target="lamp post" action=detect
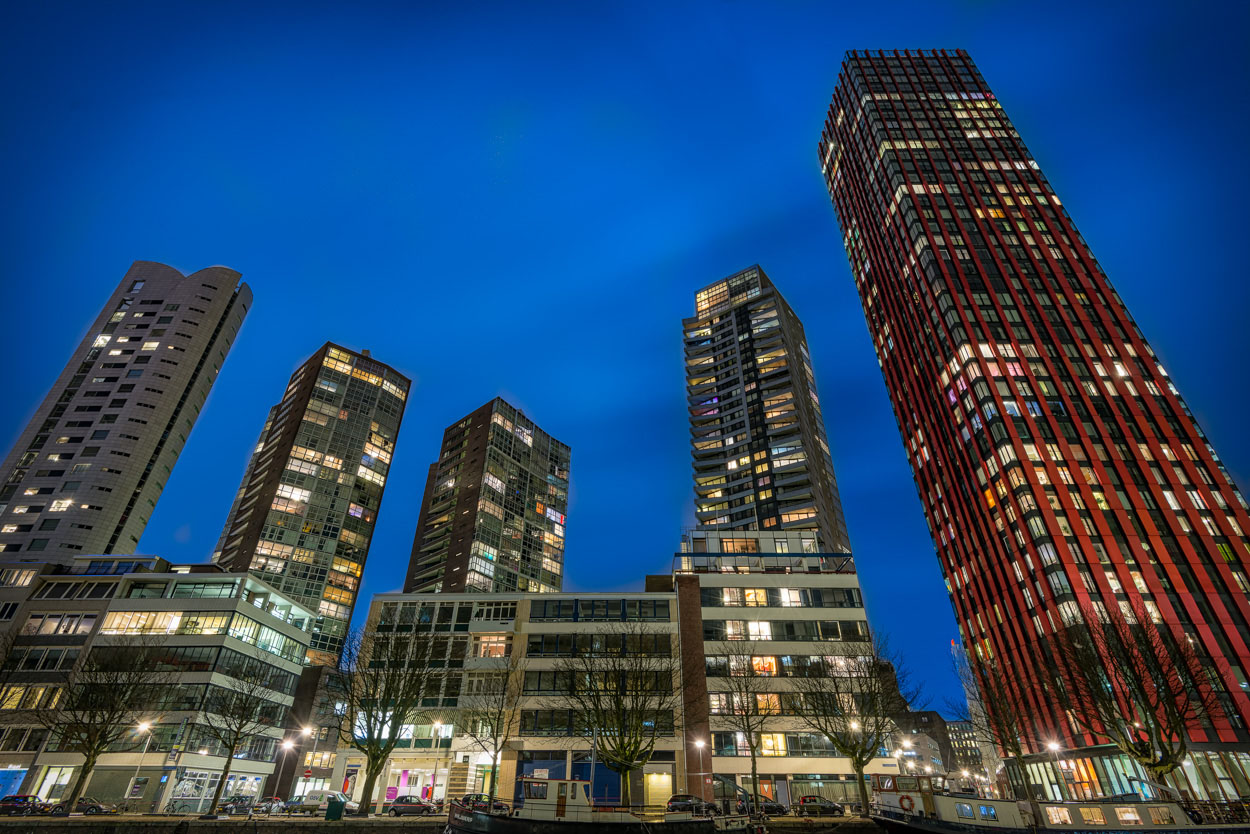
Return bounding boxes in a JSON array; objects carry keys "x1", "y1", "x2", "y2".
[
  {"x1": 279, "y1": 740, "x2": 295, "y2": 792},
  {"x1": 429, "y1": 722, "x2": 444, "y2": 810},
  {"x1": 129, "y1": 721, "x2": 152, "y2": 811},
  {"x1": 694, "y1": 740, "x2": 707, "y2": 802},
  {"x1": 298, "y1": 726, "x2": 316, "y2": 795},
  {"x1": 1047, "y1": 742, "x2": 1068, "y2": 801}
]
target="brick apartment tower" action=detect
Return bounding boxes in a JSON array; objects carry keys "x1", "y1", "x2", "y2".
[
  {"x1": 820, "y1": 50, "x2": 1250, "y2": 771},
  {"x1": 405, "y1": 398, "x2": 570, "y2": 593},
  {"x1": 213, "y1": 343, "x2": 409, "y2": 664},
  {"x1": 684, "y1": 266, "x2": 850, "y2": 551},
  {"x1": 0, "y1": 261, "x2": 250, "y2": 558}
]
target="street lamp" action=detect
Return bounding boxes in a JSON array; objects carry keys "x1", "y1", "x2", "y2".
[
  {"x1": 273, "y1": 740, "x2": 295, "y2": 808},
  {"x1": 694, "y1": 740, "x2": 707, "y2": 801},
  {"x1": 1047, "y1": 741, "x2": 1068, "y2": 801},
  {"x1": 298, "y1": 726, "x2": 317, "y2": 794},
  {"x1": 129, "y1": 721, "x2": 153, "y2": 810},
  {"x1": 430, "y1": 722, "x2": 445, "y2": 809}
]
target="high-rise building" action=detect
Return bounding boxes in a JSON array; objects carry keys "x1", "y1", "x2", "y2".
[
  {"x1": 821, "y1": 49, "x2": 1250, "y2": 789},
  {"x1": 404, "y1": 398, "x2": 569, "y2": 594},
  {"x1": 213, "y1": 342, "x2": 409, "y2": 664},
  {"x1": 0, "y1": 261, "x2": 250, "y2": 559},
  {"x1": 684, "y1": 266, "x2": 850, "y2": 551}
]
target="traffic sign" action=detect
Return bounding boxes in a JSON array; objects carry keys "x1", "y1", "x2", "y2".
[{"x1": 304, "y1": 769, "x2": 313, "y2": 777}]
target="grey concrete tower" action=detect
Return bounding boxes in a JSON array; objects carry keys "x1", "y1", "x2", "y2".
[
  {"x1": 684, "y1": 265, "x2": 850, "y2": 551},
  {"x1": 213, "y1": 342, "x2": 410, "y2": 665},
  {"x1": 0, "y1": 261, "x2": 251, "y2": 559}
]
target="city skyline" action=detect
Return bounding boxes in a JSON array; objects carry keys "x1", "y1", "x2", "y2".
[{"x1": 1, "y1": 2, "x2": 1247, "y2": 708}]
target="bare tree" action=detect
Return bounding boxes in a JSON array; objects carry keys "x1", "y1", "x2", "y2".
[
  {"x1": 791, "y1": 635, "x2": 915, "y2": 816},
  {"x1": 333, "y1": 627, "x2": 442, "y2": 816},
  {"x1": 1051, "y1": 599, "x2": 1222, "y2": 781},
  {"x1": 551, "y1": 623, "x2": 681, "y2": 807},
  {"x1": 458, "y1": 647, "x2": 526, "y2": 811},
  {"x1": 708, "y1": 641, "x2": 777, "y2": 814},
  {"x1": 196, "y1": 648, "x2": 287, "y2": 814},
  {"x1": 33, "y1": 636, "x2": 175, "y2": 809}
]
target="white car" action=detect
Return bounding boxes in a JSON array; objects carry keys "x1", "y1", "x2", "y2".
[{"x1": 288, "y1": 790, "x2": 359, "y2": 815}]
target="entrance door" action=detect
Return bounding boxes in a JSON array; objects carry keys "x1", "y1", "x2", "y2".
[{"x1": 644, "y1": 772, "x2": 672, "y2": 807}]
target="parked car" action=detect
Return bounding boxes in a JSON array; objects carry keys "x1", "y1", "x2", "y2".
[
  {"x1": 285, "y1": 790, "x2": 358, "y2": 815},
  {"x1": 386, "y1": 795, "x2": 439, "y2": 816},
  {"x1": 0, "y1": 795, "x2": 50, "y2": 816},
  {"x1": 251, "y1": 796, "x2": 287, "y2": 814},
  {"x1": 459, "y1": 793, "x2": 509, "y2": 814},
  {"x1": 666, "y1": 794, "x2": 718, "y2": 816},
  {"x1": 50, "y1": 796, "x2": 116, "y2": 815},
  {"x1": 795, "y1": 795, "x2": 844, "y2": 817},
  {"x1": 736, "y1": 797, "x2": 788, "y2": 816},
  {"x1": 218, "y1": 795, "x2": 256, "y2": 814}
]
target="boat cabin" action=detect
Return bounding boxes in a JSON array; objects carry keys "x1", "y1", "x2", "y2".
[{"x1": 869, "y1": 774, "x2": 1229, "y2": 832}]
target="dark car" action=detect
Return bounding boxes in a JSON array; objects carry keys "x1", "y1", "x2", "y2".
[
  {"x1": 386, "y1": 795, "x2": 438, "y2": 816},
  {"x1": 459, "y1": 794, "x2": 509, "y2": 814},
  {"x1": 736, "y1": 797, "x2": 788, "y2": 816},
  {"x1": 218, "y1": 795, "x2": 256, "y2": 814},
  {"x1": 50, "y1": 796, "x2": 116, "y2": 815},
  {"x1": 796, "y1": 795, "x2": 844, "y2": 817},
  {"x1": 666, "y1": 794, "x2": 718, "y2": 816},
  {"x1": 0, "y1": 795, "x2": 49, "y2": 816}
]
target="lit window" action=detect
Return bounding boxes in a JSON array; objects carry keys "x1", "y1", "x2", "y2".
[{"x1": 141, "y1": 342, "x2": 159, "y2": 351}]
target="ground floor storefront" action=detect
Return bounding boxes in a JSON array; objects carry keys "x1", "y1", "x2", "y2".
[
  {"x1": 4, "y1": 751, "x2": 276, "y2": 813},
  {"x1": 708, "y1": 754, "x2": 898, "y2": 809},
  {"x1": 335, "y1": 740, "x2": 682, "y2": 810},
  {"x1": 1017, "y1": 746, "x2": 1250, "y2": 802}
]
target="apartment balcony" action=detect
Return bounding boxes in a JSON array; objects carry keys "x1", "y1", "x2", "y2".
[{"x1": 777, "y1": 483, "x2": 813, "y2": 503}]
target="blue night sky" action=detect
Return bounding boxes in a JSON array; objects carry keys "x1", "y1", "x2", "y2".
[{"x1": 2, "y1": 1, "x2": 1247, "y2": 711}]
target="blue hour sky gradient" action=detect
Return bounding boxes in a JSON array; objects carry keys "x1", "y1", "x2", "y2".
[{"x1": 1, "y1": 0, "x2": 1247, "y2": 710}]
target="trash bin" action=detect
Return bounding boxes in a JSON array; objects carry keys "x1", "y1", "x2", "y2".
[{"x1": 325, "y1": 799, "x2": 345, "y2": 821}]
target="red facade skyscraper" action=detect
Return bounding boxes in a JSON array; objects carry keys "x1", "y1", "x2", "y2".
[{"x1": 820, "y1": 50, "x2": 1250, "y2": 792}]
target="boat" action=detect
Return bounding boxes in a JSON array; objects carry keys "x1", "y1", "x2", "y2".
[
  {"x1": 444, "y1": 776, "x2": 765, "y2": 834},
  {"x1": 870, "y1": 773, "x2": 1250, "y2": 834}
]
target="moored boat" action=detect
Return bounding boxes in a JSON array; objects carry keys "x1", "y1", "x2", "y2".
[
  {"x1": 445, "y1": 777, "x2": 765, "y2": 834},
  {"x1": 870, "y1": 773, "x2": 1250, "y2": 834}
]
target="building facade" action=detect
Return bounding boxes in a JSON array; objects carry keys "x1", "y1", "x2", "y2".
[
  {"x1": 0, "y1": 555, "x2": 311, "y2": 812},
  {"x1": 0, "y1": 261, "x2": 251, "y2": 559},
  {"x1": 820, "y1": 49, "x2": 1250, "y2": 797},
  {"x1": 213, "y1": 342, "x2": 409, "y2": 665},
  {"x1": 947, "y1": 720, "x2": 985, "y2": 773},
  {"x1": 405, "y1": 398, "x2": 569, "y2": 594},
  {"x1": 670, "y1": 529, "x2": 896, "y2": 808},
  {"x1": 337, "y1": 589, "x2": 681, "y2": 809},
  {"x1": 684, "y1": 267, "x2": 850, "y2": 551}
]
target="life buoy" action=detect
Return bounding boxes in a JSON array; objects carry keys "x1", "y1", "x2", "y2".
[{"x1": 900, "y1": 795, "x2": 915, "y2": 813}]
